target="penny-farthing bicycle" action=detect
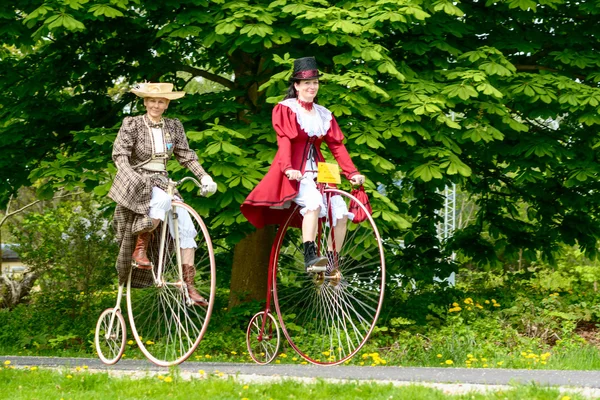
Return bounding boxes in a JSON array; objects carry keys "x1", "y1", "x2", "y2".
[
  {"x1": 95, "y1": 176, "x2": 216, "y2": 366},
  {"x1": 246, "y1": 179, "x2": 385, "y2": 366}
]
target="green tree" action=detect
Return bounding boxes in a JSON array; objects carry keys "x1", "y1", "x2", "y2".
[{"x1": 1, "y1": 0, "x2": 599, "y2": 302}]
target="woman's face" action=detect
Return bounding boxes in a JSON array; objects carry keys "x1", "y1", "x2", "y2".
[
  {"x1": 294, "y1": 79, "x2": 319, "y2": 102},
  {"x1": 144, "y1": 97, "x2": 170, "y2": 120}
]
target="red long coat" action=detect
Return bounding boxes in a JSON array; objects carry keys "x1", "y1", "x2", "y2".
[{"x1": 241, "y1": 101, "x2": 359, "y2": 229}]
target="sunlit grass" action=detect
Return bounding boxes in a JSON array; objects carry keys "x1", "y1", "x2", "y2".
[{"x1": 0, "y1": 364, "x2": 591, "y2": 400}]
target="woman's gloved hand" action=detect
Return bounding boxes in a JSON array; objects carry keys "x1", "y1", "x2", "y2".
[
  {"x1": 350, "y1": 174, "x2": 366, "y2": 185},
  {"x1": 201, "y1": 175, "x2": 218, "y2": 196},
  {"x1": 285, "y1": 169, "x2": 303, "y2": 181}
]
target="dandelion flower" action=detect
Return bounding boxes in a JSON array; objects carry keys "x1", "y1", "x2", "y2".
[
  {"x1": 164, "y1": 377, "x2": 173, "y2": 383},
  {"x1": 243, "y1": 385, "x2": 249, "y2": 390},
  {"x1": 230, "y1": 351, "x2": 237, "y2": 355},
  {"x1": 158, "y1": 375, "x2": 165, "y2": 380},
  {"x1": 66, "y1": 375, "x2": 73, "y2": 379},
  {"x1": 3, "y1": 361, "x2": 10, "y2": 365},
  {"x1": 199, "y1": 370, "x2": 205, "y2": 375},
  {"x1": 127, "y1": 340, "x2": 134, "y2": 345},
  {"x1": 437, "y1": 354, "x2": 442, "y2": 358},
  {"x1": 146, "y1": 340, "x2": 154, "y2": 345},
  {"x1": 445, "y1": 360, "x2": 453, "y2": 365},
  {"x1": 30, "y1": 366, "x2": 38, "y2": 371}
]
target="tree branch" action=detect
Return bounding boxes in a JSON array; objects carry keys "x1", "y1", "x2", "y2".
[
  {"x1": 178, "y1": 65, "x2": 235, "y2": 90},
  {"x1": 0, "y1": 191, "x2": 84, "y2": 229}
]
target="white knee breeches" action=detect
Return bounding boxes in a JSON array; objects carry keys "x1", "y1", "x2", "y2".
[{"x1": 148, "y1": 187, "x2": 198, "y2": 249}]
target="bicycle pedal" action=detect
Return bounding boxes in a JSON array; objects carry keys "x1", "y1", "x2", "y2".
[{"x1": 131, "y1": 261, "x2": 153, "y2": 270}]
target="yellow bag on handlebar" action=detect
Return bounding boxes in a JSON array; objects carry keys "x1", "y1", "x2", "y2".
[{"x1": 317, "y1": 162, "x2": 341, "y2": 184}]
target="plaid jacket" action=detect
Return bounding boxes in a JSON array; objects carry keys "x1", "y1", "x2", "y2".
[{"x1": 109, "y1": 115, "x2": 207, "y2": 286}]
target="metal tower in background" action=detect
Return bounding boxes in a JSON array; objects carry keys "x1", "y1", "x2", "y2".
[{"x1": 436, "y1": 183, "x2": 457, "y2": 286}]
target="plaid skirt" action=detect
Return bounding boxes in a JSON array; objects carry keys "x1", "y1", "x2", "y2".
[{"x1": 112, "y1": 172, "x2": 174, "y2": 288}]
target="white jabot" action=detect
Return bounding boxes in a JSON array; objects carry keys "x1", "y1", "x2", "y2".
[{"x1": 279, "y1": 98, "x2": 332, "y2": 138}]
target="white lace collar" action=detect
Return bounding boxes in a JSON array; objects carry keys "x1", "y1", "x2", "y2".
[{"x1": 279, "y1": 98, "x2": 332, "y2": 138}]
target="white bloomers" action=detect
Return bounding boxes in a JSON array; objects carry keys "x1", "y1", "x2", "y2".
[
  {"x1": 293, "y1": 177, "x2": 354, "y2": 226},
  {"x1": 148, "y1": 187, "x2": 198, "y2": 249}
]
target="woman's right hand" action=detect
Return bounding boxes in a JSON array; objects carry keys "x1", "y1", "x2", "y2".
[{"x1": 285, "y1": 169, "x2": 302, "y2": 181}]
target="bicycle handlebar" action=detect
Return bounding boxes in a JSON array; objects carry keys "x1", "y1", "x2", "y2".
[{"x1": 147, "y1": 174, "x2": 211, "y2": 197}]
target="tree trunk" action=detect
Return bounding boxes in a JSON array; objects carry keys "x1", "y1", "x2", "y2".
[
  {"x1": 228, "y1": 226, "x2": 276, "y2": 309},
  {"x1": 0, "y1": 271, "x2": 40, "y2": 309}
]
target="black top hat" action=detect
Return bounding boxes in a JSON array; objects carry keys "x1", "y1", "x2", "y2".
[{"x1": 291, "y1": 57, "x2": 321, "y2": 81}]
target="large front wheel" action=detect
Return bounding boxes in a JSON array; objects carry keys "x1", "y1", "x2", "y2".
[
  {"x1": 127, "y1": 201, "x2": 216, "y2": 366},
  {"x1": 273, "y1": 188, "x2": 385, "y2": 365}
]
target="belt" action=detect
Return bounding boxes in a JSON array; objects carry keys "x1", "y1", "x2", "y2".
[{"x1": 140, "y1": 159, "x2": 166, "y2": 172}]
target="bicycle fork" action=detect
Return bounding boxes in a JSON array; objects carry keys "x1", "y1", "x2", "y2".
[{"x1": 105, "y1": 284, "x2": 125, "y2": 340}]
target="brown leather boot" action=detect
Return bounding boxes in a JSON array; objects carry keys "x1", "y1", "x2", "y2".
[
  {"x1": 131, "y1": 232, "x2": 153, "y2": 270},
  {"x1": 182, "y1": 264, "x2": 208, "y2": 306}
]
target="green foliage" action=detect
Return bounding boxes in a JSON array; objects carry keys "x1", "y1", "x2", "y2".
[
  {"x1": 0, "y1": 0, "x2": 599, "y2": 288},
  {"x1": 9, "y1": 198, "x2": 117, "y2": 293}
]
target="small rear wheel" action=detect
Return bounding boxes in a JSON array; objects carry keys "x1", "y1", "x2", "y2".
[
  {"x1": 95, "y1": 308, "x2": 126, "y2": 365},
  {"x1": 247, "y1": 311, "x2": 280, "y2": 365}
]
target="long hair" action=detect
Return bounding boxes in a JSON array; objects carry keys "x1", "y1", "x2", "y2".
[{"x1": 283, "y1": 82, "x2": 319, "y2": 103}]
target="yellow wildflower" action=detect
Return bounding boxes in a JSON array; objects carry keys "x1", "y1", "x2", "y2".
[
  {"x1": 3, "y1": 361, "x2": 10, "y2": 365},
  {"x1": 445, "y1": 360, "x2": 453, "y2": 365},
  {"x1": 164, "y1": 376, "x2": 173, "y2": 383},
  {"x1": 243, "y1": 385, "x2": 249, "y2": 390},
  {"x1": 230, "y1": 351, "x2": 237, "y2": 355},
  {"x1": 437, "y1": 354, "x2": 442, "y2": 358}
]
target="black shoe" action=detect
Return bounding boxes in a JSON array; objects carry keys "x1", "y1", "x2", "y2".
[{"x1": 303, "y1": 241, "x2": 327, "y2": 273}]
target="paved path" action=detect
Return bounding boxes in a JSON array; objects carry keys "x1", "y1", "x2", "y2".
[{"x1": 2, "y1": 356, "x2": 600, "y2": 389}]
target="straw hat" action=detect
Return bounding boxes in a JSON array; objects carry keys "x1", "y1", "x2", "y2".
[{"x1": 130, "y1": 82, "x2": 185, "y2": 100}]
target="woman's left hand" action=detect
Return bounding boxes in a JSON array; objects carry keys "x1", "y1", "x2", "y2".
[
  {"x1": 350, "y1": 174, "x2": 366, "y2": 185},
  {"x1": 201, "y1": 175, "x2": 218, "y2": 196}
]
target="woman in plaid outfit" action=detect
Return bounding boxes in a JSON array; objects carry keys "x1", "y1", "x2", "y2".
[{"x1": 108, "y1": 83, "x2": 216, "y2": 305}]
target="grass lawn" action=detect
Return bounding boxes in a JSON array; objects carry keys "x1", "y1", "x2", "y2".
[{"x1": 0, "y1": 363, "x2": 591, "y2": 400}]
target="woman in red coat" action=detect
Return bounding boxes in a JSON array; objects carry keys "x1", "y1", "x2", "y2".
[{"x1": 241, "y1": 57, "x2": 365, "y2": 272}]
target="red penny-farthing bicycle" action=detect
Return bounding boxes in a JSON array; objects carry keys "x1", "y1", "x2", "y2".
[{"x1": 246, "y1": 182, "x2": 385, "y2": 366}]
